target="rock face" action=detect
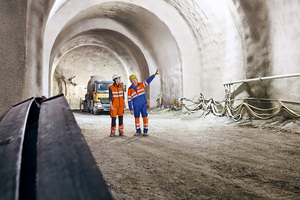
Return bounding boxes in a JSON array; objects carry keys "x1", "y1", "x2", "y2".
[
  {"x1": 1, "y1": 0, "x2": 300, "y2": 116},
  {"x1": 231, "y1": 0, "x2": 271, "y2": 99},
  {"x1": 266, "y1": 0, "x2": 300, "y2": 103},
  {"x1": 0, "y1": 0, "x2": 27, "y2": 118}
]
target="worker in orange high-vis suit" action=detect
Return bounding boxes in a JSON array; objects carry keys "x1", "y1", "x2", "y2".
[
  {"x1": 109, "y1": 74, "x2": 126, "y2": 137},
  {"x1": 127, "y1": 69, "x2": 159, "y2": 136}
]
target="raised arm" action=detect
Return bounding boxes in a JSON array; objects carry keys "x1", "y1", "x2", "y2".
[{"x1": 143, "y1": 69, "x2": 159, "y2": 87}]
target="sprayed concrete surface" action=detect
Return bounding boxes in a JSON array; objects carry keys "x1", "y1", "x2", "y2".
[
  {"x1": 74, "y1": 110, "x2": 300, "y2": 200},
  {"x1": 2, "y1": 0, "x2": 300, "y2": 118}
]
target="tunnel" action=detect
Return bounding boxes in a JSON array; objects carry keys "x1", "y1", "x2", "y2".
[
  {"x1": 1, "y1": 0, "x2": 299, "y2": 113},
  {"x1": 1, "y1": 0, "x2": 300, "y2": 199},
  {"x1": 45, "y1": 1, "x2": 184, "y2": 108},
  {"x1": 50, "y1": 29, "x2": 150, "y2": 108}
]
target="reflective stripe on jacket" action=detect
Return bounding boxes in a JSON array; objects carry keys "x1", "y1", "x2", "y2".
[
  {"x1": 127, "y1": 75, "x2": 154, "y2": 111},
  {"x1": 109, "y1": 84, "x2": 125, "y2": 107}
]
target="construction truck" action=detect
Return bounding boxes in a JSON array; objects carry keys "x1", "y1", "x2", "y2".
[
  {"x1": 83, "y1": 76, "x2": 126, "y2": 114},
  {"x1": 84, "y1": 76, "x2": 112, "y2": 114}
]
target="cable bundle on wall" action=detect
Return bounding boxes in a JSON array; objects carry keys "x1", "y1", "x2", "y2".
[
  {"x1": 172, "y1": 93, "x2": 300, "y2": 121},
  {"x1": 171, "y1": 73, "x2": 300, "y2": 121}
]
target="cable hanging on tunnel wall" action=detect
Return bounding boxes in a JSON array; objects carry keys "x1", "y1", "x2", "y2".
[
  {"x1": 172, "y1": 92, "x2": 300, "y2": 121},
  {"x1": 171, "y1": 73, "x2": 300, "y2": 121}
]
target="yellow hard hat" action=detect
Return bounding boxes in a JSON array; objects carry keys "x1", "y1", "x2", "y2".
[{"x1": 129, "y1": 74, "x2": 137, "y2": 81}]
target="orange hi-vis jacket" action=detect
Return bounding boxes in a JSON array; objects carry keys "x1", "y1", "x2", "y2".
[{"x1": 109, "y1": 83, "x2": 125, "y2": 107}]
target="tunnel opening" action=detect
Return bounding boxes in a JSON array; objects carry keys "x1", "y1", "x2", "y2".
[
  {"x1": 44, "y1": 1, "x2": 183, "y2": 107},
  {"x1": 50, "y1": 29, "x2": 150, "y2": 109},
  {"x1": 52, "y1": 45, "x2": 127, "y2": 109}
]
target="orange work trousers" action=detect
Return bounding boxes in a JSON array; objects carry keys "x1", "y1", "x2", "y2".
[{"x1": 110, "y1": 106, "x2": 124, "y2": 118}]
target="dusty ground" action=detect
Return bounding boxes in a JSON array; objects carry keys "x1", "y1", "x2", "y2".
[{"x1": 74, "y1": 109, "x2": 300, "y2": 200}]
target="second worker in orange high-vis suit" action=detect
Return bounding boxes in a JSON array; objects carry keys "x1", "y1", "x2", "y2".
[
  {"x1": 127, "y1": 69, "x2": 159, "y2": 136},
  {"x1": 109, "y1": 74, "x2": 126, "y2": 137}
]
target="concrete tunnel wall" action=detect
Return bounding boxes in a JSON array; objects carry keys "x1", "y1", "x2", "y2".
[
  {"x1": 228, "y1": 0, "x2": 300, "y2": 107},
  {"x1": 0, "y1": 0, "x2": 27, "y2": 117},
  {"x1": 0, "y1": 0, "x2": 55, "y2": 119},
  {"x1": 266, "y1": 0, "x2": 300, "y2": 101},
  {"x1": 0, "y1": 0, "x2": 300, "y2": 117}
]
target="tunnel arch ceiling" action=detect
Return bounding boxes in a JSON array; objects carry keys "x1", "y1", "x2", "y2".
[
  {"x1": 45, "y1": 1, "x2": 186, "y2": 106},
  {"x1": 51, "y1": 29, "x2": 148, "y2": 86}
]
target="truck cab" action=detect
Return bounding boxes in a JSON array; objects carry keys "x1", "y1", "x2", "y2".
[
  {"x1": 87, "y1": 80, "x2": 126, "y2": 114},
  {"x1": 91, "y1": 80, "x2": 112, "y2": 113}
]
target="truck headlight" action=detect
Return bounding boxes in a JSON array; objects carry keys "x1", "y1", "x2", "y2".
[{"x1": 97, "y1": 103, "x2": 103, "y2": 108}]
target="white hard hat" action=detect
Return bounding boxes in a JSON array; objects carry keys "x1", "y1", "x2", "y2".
[{"x1": 112, "y1": 74, "x2": 121, "y2": 80}]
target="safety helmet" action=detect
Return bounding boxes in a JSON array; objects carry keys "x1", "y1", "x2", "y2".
[
  {"x1": 129, "y1": 74, "x2": 137, "y2": 81},
  {"x1": 112, "y1": 74, "x2": 121, "y2": 81}
]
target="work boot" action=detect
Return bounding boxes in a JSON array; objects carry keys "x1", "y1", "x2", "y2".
[
  {"x1": 143, "y1": 132, "x2": 148, "y2": 136},
  {"x1": 110, "y1": 133, "x2": 116, "y2": 137},
  {"x1": 119, "y1": 133, "x2": 124, "y2": 136},
  {"x1": 134, "y1": 132, "x2": 141, "y2": 136}
]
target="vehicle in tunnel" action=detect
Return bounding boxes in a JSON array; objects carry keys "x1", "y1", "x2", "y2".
[
  {"x1": 84, "y1": 77, "x2": 126, "y2": 114},
  {"x1": 85, "y1": 80, "x2": 112, "y2": 114}
]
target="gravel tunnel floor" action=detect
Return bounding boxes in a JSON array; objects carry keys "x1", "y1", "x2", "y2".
[{"x1": 74, "y1": 110, "x2": 300, "y2": 200}]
